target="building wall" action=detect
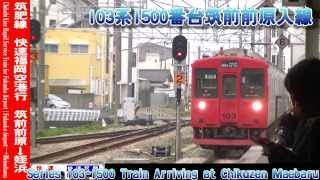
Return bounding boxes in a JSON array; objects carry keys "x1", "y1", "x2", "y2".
[
  {"x1": 138, "y1": 53, "x2": 161, "y2": 69},
  {"x1": 45, "y1": 28, "x2": 108, "y2": 107}
]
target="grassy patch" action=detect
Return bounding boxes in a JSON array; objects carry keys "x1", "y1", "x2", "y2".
[
  {"x1": 181, "y1": 110, "x2": 190, "y2": 117},
  {"x1": 37, "y1": 122, "x2": 123, "y2": 138}
]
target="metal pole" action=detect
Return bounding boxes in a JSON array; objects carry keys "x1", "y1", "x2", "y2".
[
  {"x1": 305, "y1": 19, "x2": 319, "y2": 59},
  {"x1": 305, "y1": 0, "x2": 320, "y2": 59},
  {"x1": 185, "y1": 42, "x2": 190, "y2": 110},
  {"x1": 264, "y1": 28, "x2": 271, "y2": 60},
  {"x1": 289, "y1": 34, "x2": 293, "y2": 68},
  {"x1": 175, "y1": 27, "x2": 183, "y2": 161},
  {"x1": 114, "y1": 0, "x2": 122, "y2": 122},
  {"x1": 251, "y1": 28, "x2": 255, "y2": 52},
  {"x1": 277, "y1": 29, "x2": 284, "y2": 71},
  {"x1": 37, "y1": 0, "x2": 46, "y2": 132},
  {"x1": 128, "y1": 3, "x2": 133, "y2": 97},
  {"x1": 31, "y1": 6, "x2": 37, "y2": 148},
  {"x1": 106, "y1": 29, "x2": 112, "y2": 107}
]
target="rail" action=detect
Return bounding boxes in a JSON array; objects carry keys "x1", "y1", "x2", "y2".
[
  {"x1": 31, "y1": 120, "x2": 189, "y2": 163},
  {"x1": 36, "y1": 129, "x2": 139, "y2": 144}
]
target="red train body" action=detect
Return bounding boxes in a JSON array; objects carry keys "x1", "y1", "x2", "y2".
[{"x1": 191, "y1": 53, "x2": 288, "y2": 148}]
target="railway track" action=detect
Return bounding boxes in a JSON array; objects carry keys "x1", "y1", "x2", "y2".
[
  {"x1": 31, "y1": 121, "x2": 189, "y2": 164},
  {"x1": 213, "y1": 147, "x2": 250, "y2": 163},
  {"x1": 36, "y1": 129, "x2": 140, "y2": 144},
  {"x1": 176, "y1": 146, "x2": 246, "y2": 164}
]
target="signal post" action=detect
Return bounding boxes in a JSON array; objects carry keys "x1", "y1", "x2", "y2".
[
  {"x1": 172, "y1": 34, "x2": 187, "y2": 161},
  {"x1": 30, "y1": 18, "x2": 41, "y2": 147}
]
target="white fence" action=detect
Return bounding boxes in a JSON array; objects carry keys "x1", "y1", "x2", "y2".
[{"x1": 43, "y1": 108, "x2": 100, "y2": 121}]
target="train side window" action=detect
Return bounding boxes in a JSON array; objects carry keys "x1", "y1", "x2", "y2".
[
  {"x1": 223, "y1": 75, "x2": 236, "y2": 98},
  {"x1": 195, "y1": 69, "x2": 217, "y2": 98},
  {"x1": 241, "y1": 69, "x2": 264, "y2": 98}
]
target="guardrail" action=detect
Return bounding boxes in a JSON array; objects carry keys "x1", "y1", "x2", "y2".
[{"x1": 43, "y1": 108, "x2": 100, "y2": 121}]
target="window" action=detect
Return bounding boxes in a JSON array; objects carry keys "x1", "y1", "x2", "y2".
[
  {"x1": 45, "y1": 44, "x2": 58, "y2": 53},
  {"x1": 195, "y1": 69, "x2": 217, "y2": 98},
  {"x1": 271, "y1": 28, "x2": 277, "y2": 38},
  {"x1": 272, "y1": 55, "x2": 277, "y2": 65},
  {"x1": 49, "y1": 19, "x2": 56, "y2": 28},
  {"x1": 70, "y1": 44, "x2": 88, "y2": 53},
  {"x1": 49, "y1": 0, "x2": 57, "y2": 4},
  {"x1": 241, "y1": 69, "x2": 264, "y2": 98},
  {"x1": 223, "y1": 75, "x2": 236, "y2": 98}
]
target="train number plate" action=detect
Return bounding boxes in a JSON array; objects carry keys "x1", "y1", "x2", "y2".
[{"x1": 222, "y1": 112, "x2": 236, "y2": 120}]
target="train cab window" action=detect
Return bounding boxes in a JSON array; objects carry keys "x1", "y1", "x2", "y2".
[
  {"x1": 241, "y1": 69, "x2": 264, "y2": 98},
  {"x1": 223, "y1": 75, "x2": 236, "y2": 98},
  {"x1": 196, "y1": 69, "x2": 217, "y2": 98}
]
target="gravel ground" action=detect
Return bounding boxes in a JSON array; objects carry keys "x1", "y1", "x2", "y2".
[
  {"x1": 74, "y1": 127, "x2": 194, "y2": 164},
  {"x1": 137, "y1": 106, "x2": 179, "y2": 119}
]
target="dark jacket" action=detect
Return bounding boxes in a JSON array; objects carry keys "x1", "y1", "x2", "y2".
[
  {"x1": 268, "y1": 115, "x2": 320, "y2": 163},
  {"x1": 276, "y1": 112, "x2": 299, "y2": 147},
  {"x1": 292, "y1": 116, "x2": 320, "y2": 162}
]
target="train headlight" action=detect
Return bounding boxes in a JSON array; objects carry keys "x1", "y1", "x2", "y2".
[
  {"x1": 198, "y1": 101, "x2": 207, "y2": 111},
  {"x1": 252, "y1": 101, "x2": 263, "y2": 112}
]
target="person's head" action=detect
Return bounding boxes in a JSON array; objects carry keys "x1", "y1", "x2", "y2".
[{"x1": 284, "y1": 58, "x2": 320, "y2": 118}]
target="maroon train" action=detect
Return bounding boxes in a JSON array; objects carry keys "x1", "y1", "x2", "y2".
[{"x1": 191, "y1": 49, "x2": 289, "y2": 149}]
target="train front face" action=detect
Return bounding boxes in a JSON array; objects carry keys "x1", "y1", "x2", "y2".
[{"x1": 191, "y1": 56, "x2": 269, "y2": 148}]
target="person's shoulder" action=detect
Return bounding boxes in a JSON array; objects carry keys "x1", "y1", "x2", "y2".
[
  {"x1": 314, "y1": 118, "x2": 320, "y2": 128},
  {"x1": 278, "y1": 112, "x2": 299, "y2": 127},
  {"x1": 310, "y1": 117, "x2": 320, "y2": 135}
]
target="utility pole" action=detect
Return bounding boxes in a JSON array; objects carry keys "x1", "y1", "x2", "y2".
[
  {"x1": 128, "y1": 2, "x2": 134, "y2": 97},
  {"x1": 239, "y1": 30, "x2": 243, "y2": 48},
  {"x1": 264, "y1": 28, "x2": 272, "y2": 61},
  {"x1": 106, "y1": 29, "x2": 111, "y2": 107},
  {"x1": 305, "y1": 1, "x2": 319, "y2": 59},
  {"x1": 238, "y1": 0, "x2": 242, "y2": 49},
  {"x1": 185, "y1": 42, "x2": 190, "y2": 111},
  {"x1": 251, "y1": 27, "x2": 255, "y2": 52},
  {"x1": 114, "y1": 0, "x2": 122, "y2": 121},
  {"x1": 289, "y1": 34, "x2": 293, "y2": 68},
  {"x1": 37, "y1": 0, "x2": 46, "y2": 132},
  {"x1": 277, "y1": 29, "x2": 284, "y2": 71}
]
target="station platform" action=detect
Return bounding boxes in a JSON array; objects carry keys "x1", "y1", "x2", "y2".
[
  {"x1": 177, "y1": 145, "x2": 268, "y2": 164},
  {"x1": 237, "y1": 145, "x2": 268, "y2": 163}
]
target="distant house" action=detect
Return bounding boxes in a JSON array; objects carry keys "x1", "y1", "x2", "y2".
[
  {"x1": 131, "y1": 43, "x2": 175, "y2": 106},
  {"x1": 139, "y1": 69, "x2": 173, "y2": 90},
  {"x1": 137, "y1": 42, "x2": 172, "y2": 64}
]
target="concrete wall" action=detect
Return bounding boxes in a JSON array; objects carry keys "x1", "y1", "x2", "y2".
[
  {"x1": 151, "y1": 93, "x2": 168, "y2": 106},
  {"x1": 44, "y1": 121, "x2": 95, "y2": 128},
  {"x1": 138, "y1": 80, "x2": 151, "y2": 107},
  {"x1": 57, "y1": 93, "x2": 95, "y2": 109},
  {"x1": 150, "y1": 93, "x2": 175, "y2": 106}
]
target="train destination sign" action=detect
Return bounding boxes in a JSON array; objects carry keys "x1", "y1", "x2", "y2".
[{"x1": 221, "y1": 61, "x2": 238, "y2": 68}]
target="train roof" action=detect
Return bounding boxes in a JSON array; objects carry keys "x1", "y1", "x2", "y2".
[{"x1": 192, "y1": 55, "x2": 268, "y2": 68}]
